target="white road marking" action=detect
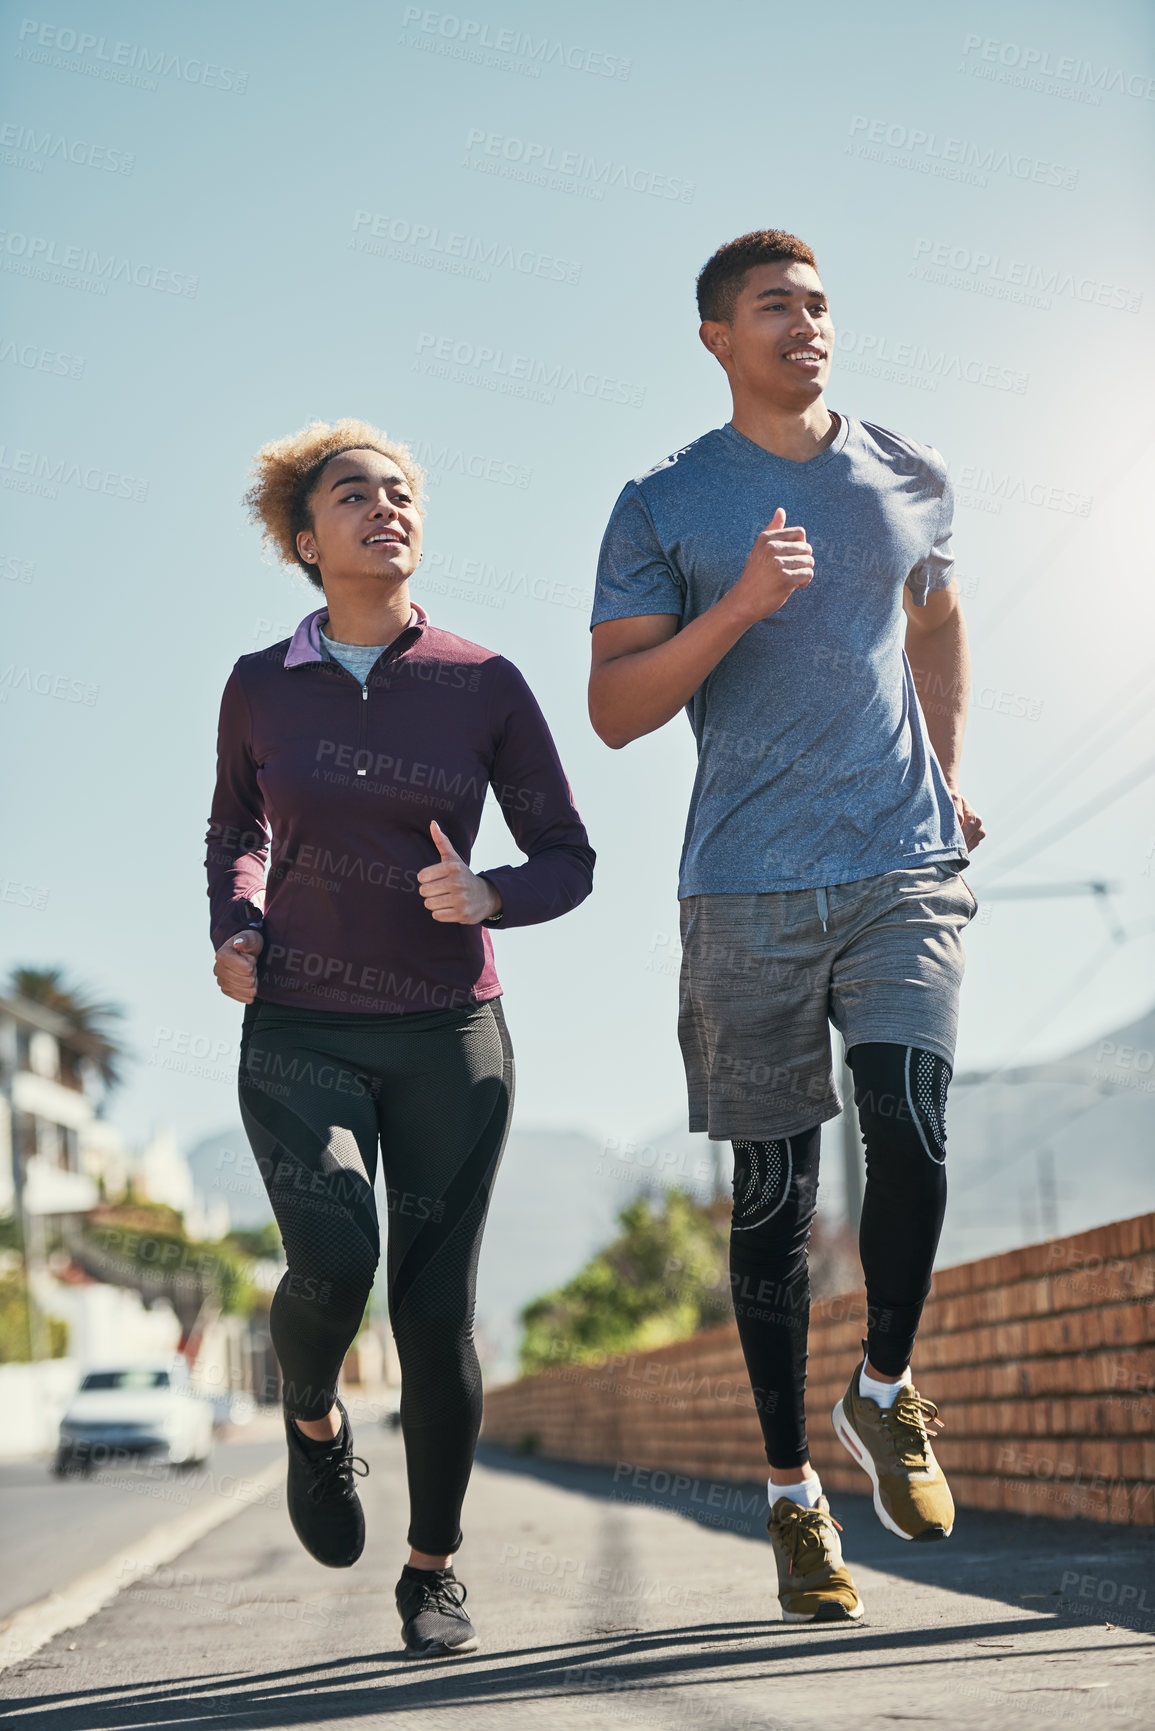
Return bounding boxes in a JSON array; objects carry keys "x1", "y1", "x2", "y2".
[{"x1": 0, "y1": 1458, "x2": 282, "y2": 1672}]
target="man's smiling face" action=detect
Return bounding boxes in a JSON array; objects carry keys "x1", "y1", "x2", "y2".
[{"x1": 700, "y1": 260, "x2": 834, "y2": 405}]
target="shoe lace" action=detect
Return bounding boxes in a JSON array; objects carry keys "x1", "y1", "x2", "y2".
[
  {"x1": 780, "y1": 1506, "x2": 842, "y2": 1576},
  {"x1": 305, "y1": 1441, "x2": 369, "y2": 1504},
  {"x1": 413, "y1": 1574, "x2": 469, "y2": 1617},
  {"x1": 880, "y1": 1389, "x2": 941, "y2": 1469}
]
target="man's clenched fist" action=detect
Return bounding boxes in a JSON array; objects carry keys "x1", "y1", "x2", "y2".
[{"x1": 731, "y1": 507, "x2": 814, "y2": 624}]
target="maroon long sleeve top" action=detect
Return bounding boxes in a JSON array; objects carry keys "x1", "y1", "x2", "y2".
[{"x1": 205, "y1": 605, "x2": 595, "y2": 1015}]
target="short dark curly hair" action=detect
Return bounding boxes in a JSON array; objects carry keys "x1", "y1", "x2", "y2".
[
  {"x1": 696, "y1": 230, "x2": 819, "y2": 324},
  {"x1": 244, "y1": 418, "x2": 426, "y2": 592}
]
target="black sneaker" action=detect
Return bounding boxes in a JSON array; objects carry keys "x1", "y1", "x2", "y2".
[
  {"x1": 284, "y1": 1396, "x2": 368, "y2": 1568},
  {"x1": 396, "y1": 1566, "x2": 479, "y2": 1658}
]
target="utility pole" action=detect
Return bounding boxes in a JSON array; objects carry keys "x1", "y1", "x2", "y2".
[
  {"x1": 838, "y1": 1033, "x2": 863, "y2": 1232},
  {"x1": 965, "y1": 877, "x2": 1123, "y2": 1213},
  {"x1": 708, "y1": 1138, "x2": 727, "y2": 1202},
  {"x1": 1037, "y1": 1149, "x2": 1059, "y2": 1239},
  {"x1": 15, "y1": 1150, "x2": 49, "y2": 1362}
]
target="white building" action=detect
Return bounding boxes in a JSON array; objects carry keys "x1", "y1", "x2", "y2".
[
  {"x1": 0, "y1": 994, "x2": 246, "y2": 1386},
  {"x1": 0, "y1": 991, "x2": 129, "y2": 1220}
]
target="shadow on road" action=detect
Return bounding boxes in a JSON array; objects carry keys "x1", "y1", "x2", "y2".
[
  {"x1": 7, "y1": 1440, "x2": 1152, "y2": 1726},
  {"x1": 475, "y1": 1442, "x2": 1155, "y2": 1623},
  {"x1": 8, "y1": 1614, "x2": 1130, "y2": 1727}
]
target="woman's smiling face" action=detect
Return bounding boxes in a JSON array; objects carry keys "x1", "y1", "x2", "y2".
[{"x1": 296, "y1": 447, "x2": 423, "y2": 584}]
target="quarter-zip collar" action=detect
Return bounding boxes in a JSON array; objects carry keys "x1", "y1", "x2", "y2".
[{"x1": 283, "y1": 603, "x2": 429, "y2": 669}]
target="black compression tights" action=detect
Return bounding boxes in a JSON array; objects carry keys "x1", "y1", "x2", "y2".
[
  {"x1": 728, "y1": 1042, "x2": 950, "y2": 1469},
  {"x1": 238, "y1": 997, "x2": 514, "y2": 1556}
]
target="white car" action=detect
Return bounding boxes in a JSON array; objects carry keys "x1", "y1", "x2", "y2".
[{"x1": 55, "y1": 1357, "x2": 215, "y2": 1474}]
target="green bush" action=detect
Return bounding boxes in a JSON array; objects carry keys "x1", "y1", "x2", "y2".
[
  {"x1": 0, "y1": 1272, "x2": 68, "y2": 1363},
  {"x1": 225, "y1": 1222, "x2": 284, "y2": 1261},
  {"x1": 518, "y1": 1189, "x2": 733, "y2": 1376},
  {"x1": 80, "y1": 1208, "x2": 257, "y2": 1318}
]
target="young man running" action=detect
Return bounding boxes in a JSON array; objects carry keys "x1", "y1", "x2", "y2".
[{"x1": 589, "y1": 230, "x2": 985, "y2": 1623}]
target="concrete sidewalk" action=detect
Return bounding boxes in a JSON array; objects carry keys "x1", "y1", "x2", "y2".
[{"x1": 1, "y1": 1425, "x2": 1152, "y2": 1729}]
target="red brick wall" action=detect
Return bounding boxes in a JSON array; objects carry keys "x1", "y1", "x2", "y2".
[{"x1": 483, "y1": 1213, "x2": 1155, "y2": 1525}]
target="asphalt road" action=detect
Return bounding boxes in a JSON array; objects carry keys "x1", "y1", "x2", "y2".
[
  {"x1": 1, "y1": 1425, "x2": 1153, "y2": 1729},
  {"x1": 0, "y1": 1425, "x2": 285, "y2": 1622}
]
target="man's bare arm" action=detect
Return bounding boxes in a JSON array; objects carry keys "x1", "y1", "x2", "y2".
[
  {"x1": 589, "y1": 508, "x2": 813, "y2": 748},
  {"x1": 590, "y1": 605, "x2": 746, "y2": 748},
  {"x1": 903, "y1": 580, "x2": 985, "y2": 849}
]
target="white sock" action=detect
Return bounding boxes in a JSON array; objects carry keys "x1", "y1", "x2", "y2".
[
  {"x1": 769, "y1": 1474, "x2": 823, "y2": 1510},
  {"x1": 859, "y1": 1363, "x2": 913, "y2": 1409}
]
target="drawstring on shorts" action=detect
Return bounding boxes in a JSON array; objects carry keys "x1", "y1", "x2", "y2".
[{"x1": 816, "y1": 887, "x2": 829, "y2": 931}]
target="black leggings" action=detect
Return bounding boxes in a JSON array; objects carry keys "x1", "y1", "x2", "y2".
[
  {"x1": 238, "y1": 996, "x2": 514, "y2": 1555},
  {"x1": 728, "y1": 1042, "x2": 949, "y2": 1469}
]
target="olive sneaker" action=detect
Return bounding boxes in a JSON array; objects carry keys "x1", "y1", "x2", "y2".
[
  {"x1": 396, "y1": 1566, "x2": 479, "y2": 1658},
  {"x1": 767, "y1": 1496, "x2": 863, "y2": 1622},
  {"x1": 284, "y1": 1396, "x2": 369, "y2": 1567},
  {"x1": 832, "y1": 1352, "x2": 954, "y2": 1542}
]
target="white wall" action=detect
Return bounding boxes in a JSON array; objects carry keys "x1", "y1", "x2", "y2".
[
  {"x1": 34, "y1": 1276, "x2": 181, "y2": 1372},
  {"x1": 0, "y1": 1359, "x2": 80, "y2": 1458}
]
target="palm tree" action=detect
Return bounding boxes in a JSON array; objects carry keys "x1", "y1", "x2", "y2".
[{"x1": 6, "y1": 966, "x2": 128, "y2": 1093}]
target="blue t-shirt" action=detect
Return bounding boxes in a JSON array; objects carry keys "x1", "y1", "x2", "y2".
[{"x1": 591, "y1": 414, "x2": 966, "y2": 895}]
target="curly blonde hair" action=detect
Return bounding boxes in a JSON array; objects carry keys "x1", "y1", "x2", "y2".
[{"x1": 243, "y1": 418, "x2": 427, "y2": 589}]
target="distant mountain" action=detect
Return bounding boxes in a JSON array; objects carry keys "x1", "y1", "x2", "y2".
[
  {"x1": 940, "y1": 1076, "x2": 1154, "y2": 1265},
  {"x1": 184, "y1": 1127, "x2": 275, "y2": 1231},
  {"x1": 957, "y1": 1002, "x2": 1155, "y2": 1093},
  {"x1": 627, "y1": 1003, "x2": 1155, "y2": 1276},
  {"x1": 182, "y1": 1119, "x2": 665, "y2": 1376},
  {"x1": 476, "y1": 1126, "x2": 657, "y2": 1380},
  {"x1": 928, "y1": 1000, "x2": 1155, "y2": 1264},
  {"x1": 182, "y1": 1001, "x2": 1155, "y2": 1372}
]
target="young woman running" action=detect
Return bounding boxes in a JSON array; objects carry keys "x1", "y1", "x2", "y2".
[{"x1": 206, "y1": 418, "x2": 594, "y2": 1658}]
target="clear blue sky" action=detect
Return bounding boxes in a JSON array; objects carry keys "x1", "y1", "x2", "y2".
[{"x1": 3, "y1": 0, "x2": 1153, "y2": 1157}]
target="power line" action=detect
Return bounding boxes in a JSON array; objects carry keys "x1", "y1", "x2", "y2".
[
  {"x1": 977, "y1": 934, "x2": 1127, "y2": 1089},
  {"x1": 974, "y1": 754, "x2": 1155, "y2": 886},
  {"x1": 950, "y1": 950, "x2": 1140, "y2": 1195},
  {"x1": 961, "y1": 913, "x2": 1155, "y2": 1090},
  {"x1": 979, "y1": 881, "x2": 1120, "y2": 900},
  {"x1": 991, "y1": 674, "x2": 1155, "y2": 836},
  {"x1": 950, "y1": 911, "x2": 1155, "y2": 1198},
  {"x1": 968, "y1": 436, "x2": 1155, "y2": 649},
  {"x1": 950, "y1": 1090, "x2": 1106, "y2": 1198}
]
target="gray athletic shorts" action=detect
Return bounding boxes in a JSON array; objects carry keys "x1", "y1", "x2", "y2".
[{"x1": 678, "y1": 862, "x2": 978, "y2": 1141}]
